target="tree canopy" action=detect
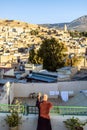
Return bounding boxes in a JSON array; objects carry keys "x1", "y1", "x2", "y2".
[
  {"x1": 37, "y1": 38, "x2": 67, "y2": 71},
  {"x1": 28, "y1": 48, "x2": 36, "y2": 64}
]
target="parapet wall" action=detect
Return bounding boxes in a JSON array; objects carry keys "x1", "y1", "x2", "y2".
[{"x1": 0, "y1": 114, "x2": 87, "y2": 130}]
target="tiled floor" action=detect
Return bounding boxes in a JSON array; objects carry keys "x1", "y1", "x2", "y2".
[{"x1": 13, "y1": 92, "x2": 87, "y2": 107}]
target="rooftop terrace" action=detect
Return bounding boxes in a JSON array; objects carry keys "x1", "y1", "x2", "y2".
[{"x1": 0, "y1": 80, "x2": 87, "y2": 130}]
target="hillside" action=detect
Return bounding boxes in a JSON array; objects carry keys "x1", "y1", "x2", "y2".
[
  {"x1": 68, "y1": 15, "x2": 87, "y2": 31},
  {"x1": 40, "y1": 15, "x2": 87, "y2": 32},
  {"x1": 0, "y1": 18, "x2": 87, "y2": 69},
  {"x1": 0, "y1": 19, "x2": 39, "y2": 29},
  {"x1": 0, "y1": 15, "x2": 87, "y2": 32}
]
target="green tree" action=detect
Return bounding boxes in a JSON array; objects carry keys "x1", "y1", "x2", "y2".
[
  {"x1": 69, "y1": 30, "x2": 80, "y2": 38},
  {"x1": 29, "y1": 48, "x2": 36, "y2": 64},
  {"x1": 37, "y1": 38, "x2": 67, "y2": 71},
  {"x1": 30, "y1": 29, "x2": 39, "y2": 35},
  {"x1": 80, "y1": 31, "x2": 87, "y2": 37}
]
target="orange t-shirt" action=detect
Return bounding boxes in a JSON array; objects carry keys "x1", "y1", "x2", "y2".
[{"x1": 40, "y1": 101, "x2": 52, "y2": 119}]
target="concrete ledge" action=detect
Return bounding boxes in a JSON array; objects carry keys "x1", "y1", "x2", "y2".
[{"x1": 0, "y1": 114, "x2": 87, "y2": 130}]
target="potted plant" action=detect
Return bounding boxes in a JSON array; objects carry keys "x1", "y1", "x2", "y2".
[
  {"x1": 5, "y1": 109, "x2": 22, "y2": 130},
  {"x1": 63, "y1": 117, "x2": 87, "y2": 130},
  {"x1": 5, "y1": 98, "x2": 22, "y2": 130}
]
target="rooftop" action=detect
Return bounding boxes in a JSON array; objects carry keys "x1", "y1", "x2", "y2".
[{"x1": 13, "y1": 91, "x2": 87, "y2": 107}]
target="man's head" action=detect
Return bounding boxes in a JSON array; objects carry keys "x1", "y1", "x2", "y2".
[{"x1": 43, "y1": 94, "x2": 48, "y2": 101}]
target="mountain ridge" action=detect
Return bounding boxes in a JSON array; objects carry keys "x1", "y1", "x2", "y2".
[
  {"x1": 39, "y1": 15, "x2": 87, "y2": 32},
  {"x1": 0, "y1": 15, "x2": 87, "y2": 32}
]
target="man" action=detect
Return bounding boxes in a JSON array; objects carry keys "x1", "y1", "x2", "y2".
[{"x1": 36, "y1": 94, "x2": 53, "y2": 130}]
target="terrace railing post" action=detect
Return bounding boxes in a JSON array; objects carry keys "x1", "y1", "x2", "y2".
[{"x1": 24, "y1": 103, "x2": 28, "y2": 116}]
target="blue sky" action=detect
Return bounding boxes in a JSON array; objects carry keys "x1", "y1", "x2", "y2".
[{"x1": 0, "y1": 0, "x2": 87, "y2": 24}]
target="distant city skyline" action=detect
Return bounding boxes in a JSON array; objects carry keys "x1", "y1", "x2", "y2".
[{"x1": 0, "y1": 0, "x2": 87, "y2": 24}]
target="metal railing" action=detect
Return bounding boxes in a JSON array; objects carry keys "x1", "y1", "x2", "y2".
[
  {"x1": 0, "y1": 104, "x2": 87, "y2": 116},
  {"x1": 0, "y1": 104, "x2": 24, "y2": 113},
  {"x1": 26, "y1": 105, "x2": 87, "y2": 116},
  {"x1": 51, "y1": 106, "x2": 87, "y2": 116}
]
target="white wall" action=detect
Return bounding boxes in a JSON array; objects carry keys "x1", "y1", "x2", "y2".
[
  {"x1": 0, "y1": 93, "x2": 8, "y2": 104},
  {"x1": 10, "y1": 82, "x2": 14, "y2": 104},
  {"x1": 0, "y1": 82, "x2": 14, "y2": 104},
  {"x1": 0, "y1": 80, "x2": 85, "y2": 105},
  {"x1": 14, "y1": 81, "x2": 87, "y2": 98},
  {"x1": 4, "y1": 69, "x2": 14, "y2": 76}
]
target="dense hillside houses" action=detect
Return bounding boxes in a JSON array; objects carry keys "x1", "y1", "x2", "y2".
[{"x1": 0, "y1": 19, "x2": 87, "y2": 68}]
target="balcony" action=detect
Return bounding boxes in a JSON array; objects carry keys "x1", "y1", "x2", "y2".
[
  {"x1": 0, "y1": 104, "x2": 87, "y2": 130},
  {"x1": 0, "y1": 80, "x2": 87, "y2": 129}
]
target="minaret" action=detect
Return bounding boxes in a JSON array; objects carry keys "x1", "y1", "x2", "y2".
[{"x1": 64, "y1": 24, "x2": 67, "y2": 32}]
